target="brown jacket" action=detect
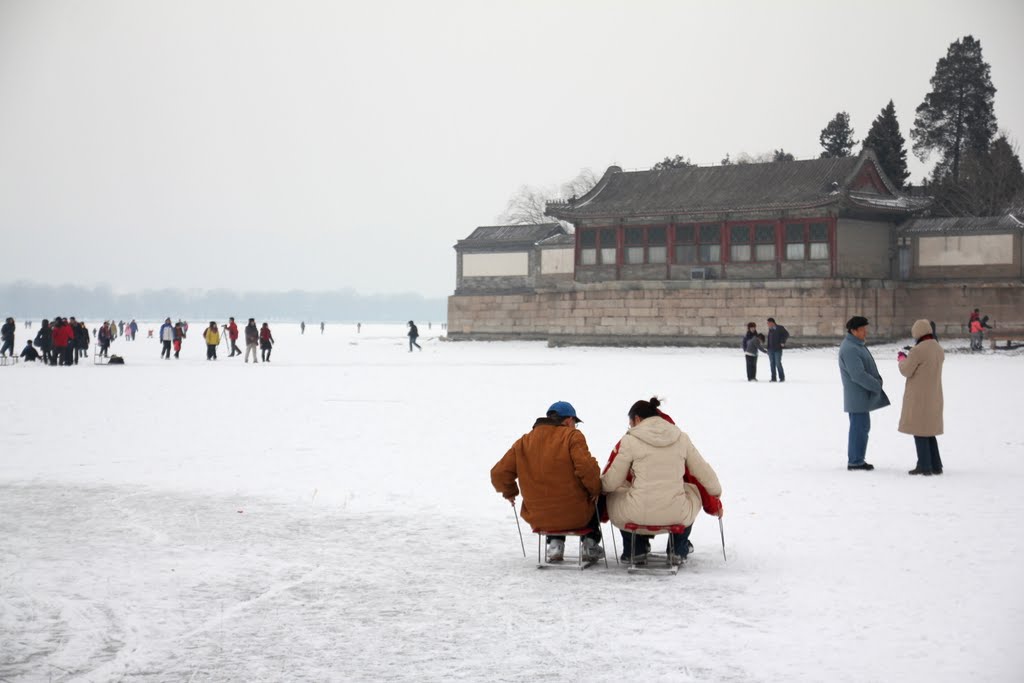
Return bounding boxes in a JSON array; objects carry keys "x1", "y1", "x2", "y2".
[
  {"x1": 491, "y1": 418, "x2": 601, "y2": 532},
  {"x1": 898, "y1": 327, "x2": 944, "y2": 437}
]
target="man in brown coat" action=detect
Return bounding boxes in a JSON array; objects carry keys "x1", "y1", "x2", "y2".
[
  {"x1": 491, "y1": 401, "x2": 604, "y2": 562},
  {"x1": 897, "y1": 319, "x2": 945, "y2": 475}
]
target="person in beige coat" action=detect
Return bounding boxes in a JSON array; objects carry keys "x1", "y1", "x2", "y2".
[
  {"x1": 897, "y1": 319, "x2": 945, "y2": 476},
  {"x1": 602, "y1": 397, "x2": 722, "y2": 563}
]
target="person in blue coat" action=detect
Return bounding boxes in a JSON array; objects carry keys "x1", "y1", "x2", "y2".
[{"x1": 838, "y1": 316, "x2": 890, "y2": 471}]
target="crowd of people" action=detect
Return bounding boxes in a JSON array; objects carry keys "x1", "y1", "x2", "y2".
[{"x1": 1, "y1": 317, "x2": 143, "y2": 365}]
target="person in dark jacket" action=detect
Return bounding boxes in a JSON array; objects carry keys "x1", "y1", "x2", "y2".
[
  {"x1": 408, "y1": 320, "x2": 422, "y2": 352},
  {"x1": 98, "y1": 322, "x2": 112, "y2": 358},
  {"x1": 72, "y1": 319, "x2": 89, "y2": 363},
  {"x1": 244, "y1": 318, "x2": 259, "y2": 363},
  {"x1": 765, "y1": 317, "x2": 790, "y2": 382},
  {"x1": 838, "y1": 316, "x2": 891, "y2": 471},
  {"x1": 0, "y1": 317, "x2": 15, "y2": 357},
  {"x1": 19, "y1": 340, "x2": 41, "y2": 362},
  {"x1": 741, "y1": 322, "x2": 757, "y2": 378},
  {"x1": 34, "y1": 319, "x2": 53, "y2": 364}
]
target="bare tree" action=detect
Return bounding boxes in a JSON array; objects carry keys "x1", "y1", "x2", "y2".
[{"x1": 498, "y1": 169, "x2": 598, "y2": 225}]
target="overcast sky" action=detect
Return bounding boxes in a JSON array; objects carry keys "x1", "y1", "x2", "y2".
[{"x1": 1, "y1": 0, "x2": 1021, "y2": 298}]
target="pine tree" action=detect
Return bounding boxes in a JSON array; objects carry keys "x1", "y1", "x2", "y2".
[
  {"x1": 773, "y1": 149, "x2": 795, "y2": 162},
  {"x1": 863, "y1": 100, "x2": 910, "y2": 188},
  {"x1": 819, "y1": 112, "x2": 857, "y2": 158},
  {"x1": 911, "y1": 35, "x2": 997, "y2": 182},
  {"x1": 929, "y1": 136, "x2": 1024, "y2": 216}
]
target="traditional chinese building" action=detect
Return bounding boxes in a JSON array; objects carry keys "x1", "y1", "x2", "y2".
[{"x1": 448, "y1": 150, "x2": 1024, "y2": 344}]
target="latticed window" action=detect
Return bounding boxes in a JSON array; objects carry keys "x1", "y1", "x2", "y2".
[
  {"x1": 809, "y1": 222, "x2": 829, "y2": 260},
  {"x1": 675, "y1": 224, "x2": 696, "y2": 263},
  {"x1": 580, "y1": 229, "x2": 598, "y2": 265},
  {"x1": 755, "y1": 223, "x2": 776, "y2": 261},
  {"x1": 785, "y1": 223, "x2": 805, "y2": 260},
  {"x1": 699, "y1": 224, "x2": 721, "y2": 263},
  {"x1": 730, "y1": 225, "x2": 751, "y2": 262},
  {"x1": 784, "y1": 221, "x2": 830, "y2": 260},
  {"x1": 648, "y1": 226, "x2": 667, "y2": 264},
  {"x1": 600, "y1": 228, "x2": 617, "y2": 265}
]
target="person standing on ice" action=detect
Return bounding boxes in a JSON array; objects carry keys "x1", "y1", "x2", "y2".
[
  {"x1": 244, "y1": 318, "x2": 259, "y2": 363},
  {"x1": 173, "y1": 321, "x2": 185, "y2": 359},
  {"x1": 320, "y1": 321, "x2": 325, "y2": 334},
  {"x1": 203, "y1": 321, "x2": 220, "y2": 360},
  {"x1": 259, "y1": 322, "x2": 274, "y2": 362},
  {"x1": 159, "y1": 318, "x2": 174, "y2": 359},
  {"x1": 490, "y1": 401, "x2": 605, "y2": 563},
  {"x1": 897, "y1": 319, "x2": 945, "y2": 476},
  {"x1": 226, "y1": 317, "x2": 241, "y2": 357},
  {"x1": 0, "y1": 317, "x2": 16, "y2": 357},
  {"x1": 407, "y1": 320, "x2": 422, "y2": 352},
  {"x1": 765, "y1": 317, "x2": 789, "y2": 382},
  {"x1": 838, "y1": 316, "x2": 890, "y2": 471},
  {"x1": 602, "y1": 397, "x2": 723, "y2": 565},
  {"x1": 300, "y1": 321, "x2": 305, "y2": 335}
]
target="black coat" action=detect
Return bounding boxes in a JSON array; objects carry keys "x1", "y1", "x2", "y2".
[{"x1": 766, "y1": 325, "x2": 789, "y2": 351}]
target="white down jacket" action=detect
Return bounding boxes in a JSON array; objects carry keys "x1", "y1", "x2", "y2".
[{"x1": 602, "y1": 416, "x2": 721, "y2": 529}]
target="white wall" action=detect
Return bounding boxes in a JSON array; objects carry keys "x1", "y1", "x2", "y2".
[
  {"x1": 462, "y1": 252, "x2": 529, "y2": 277},
  {"x1": 540, "y1": 248, "x2": 574, "y2": 274},
  {"x1": 918, "y1": 235, "x2": 1014, "y2": 266}
]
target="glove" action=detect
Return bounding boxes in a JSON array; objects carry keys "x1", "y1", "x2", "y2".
[{"x1": 897, "y1": 351, "x2": 907, "y2": 361}]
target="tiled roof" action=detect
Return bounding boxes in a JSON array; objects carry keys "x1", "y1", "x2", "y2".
[
  {"x1": 546, "y1": 151, "x2": 921, "y2": 219},
  {"x1": 899, "y1": 214, "x2": 1024, "y2": 235},
  {"x1": 458, "y1": 223, "x2": 566, "y2": 247},
  {"x1": 536, "y1": 233, "x2": 575, "y2": 247}
]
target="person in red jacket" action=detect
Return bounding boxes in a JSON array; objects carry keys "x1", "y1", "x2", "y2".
[
  {"x1": 227, "y1": 317, "x2": 241, "y2": 357},
  {"x1": 259, "y1": 322, "x2": 275, "y2": 362},
  {"x1": 51, "y1": 318, "x2": 75, "y2": 366}
]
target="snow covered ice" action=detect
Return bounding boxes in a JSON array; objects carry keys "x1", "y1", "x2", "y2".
[{"x1": 1, "y1": 323, "x2": 1021, "y2": 682}]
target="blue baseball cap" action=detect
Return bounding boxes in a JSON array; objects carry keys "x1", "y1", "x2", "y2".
[{"x1": 547, "y1": 401, "x2": 582, "y2": 423}]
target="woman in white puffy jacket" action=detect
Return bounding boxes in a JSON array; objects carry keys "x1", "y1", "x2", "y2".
[{"x1": 602, "y1": 397, "x2": 722, "y2": 563}]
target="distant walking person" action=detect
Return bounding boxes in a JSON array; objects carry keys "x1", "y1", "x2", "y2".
[
  {"x1": 244, "y1": 318, "x2": 259, "y2": 363},
  {"x1": 227, "y1": 317, "x2": 241, "y2": 357},
  {"x1": 301, "y1": 321, "x2": 306, "y2": 335},
  {"x1": 0, "y1": 317, "x2": 14, "y2": 357},
  {"x1": 765, "y1": 317, "x2": 790, "y2": 382},
  {"x1": 173, "y1": 321, "x2": 185, "y2": 359},
  {"x1": 897, "y1": 319, "x2": 945, "y2": 476},
  {"x1": 129, "y1": 319, "x2": 138, "y2": 340},
  {"x1": 159, "y1": 318, "x2": 174, "y2": 359},
  {"x1": 203, "y1": 321, "x2": 220, "y2": 360},
  {"x1": 408, "y1": 320, "x2": 422, "y2": 352},
  {"x1": 320, "y1": 321, "x2": 325, "y2": 334},
  {"x1": 838, "y1": 316, "x2": 890, "y2": 471},
  {"x1": 259, "y1": 323, "x2": 275, "y2": 362}
]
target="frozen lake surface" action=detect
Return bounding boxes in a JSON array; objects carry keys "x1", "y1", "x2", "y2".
[{"x1": 1, "y1": 322, "x2": 1022, "y2": 682}]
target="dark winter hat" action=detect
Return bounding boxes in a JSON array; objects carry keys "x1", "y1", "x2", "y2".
[
  {"x1": 767, "y1": 317, "x2": 776, "y2": 323},
  {"x1": 846, "y1": 315, "x2": 870, "y2": 332},
  {"x1": 547, "y1": 401, "x2": 582, "y2": 423}
]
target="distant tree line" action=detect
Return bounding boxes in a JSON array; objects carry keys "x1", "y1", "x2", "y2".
[{"x1": 0, "y1": 282, "x2": 447, "y2": 322}]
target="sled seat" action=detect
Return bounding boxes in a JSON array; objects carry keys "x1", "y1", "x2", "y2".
[
  {"x1": 531, "y1": 526, "x2": 607, "y2": 570},
  {"x1": 620, "y1": 522, "x2": 688, "y2": 574}
]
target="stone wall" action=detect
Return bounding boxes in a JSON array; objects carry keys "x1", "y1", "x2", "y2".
[{"x1": 447, "y1": 278, "x2": 1024, "y2": 345}]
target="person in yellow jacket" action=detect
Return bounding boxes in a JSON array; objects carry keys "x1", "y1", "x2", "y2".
[{"x1": 203, "y1": 321, "x2": 221, "y2": 361}]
